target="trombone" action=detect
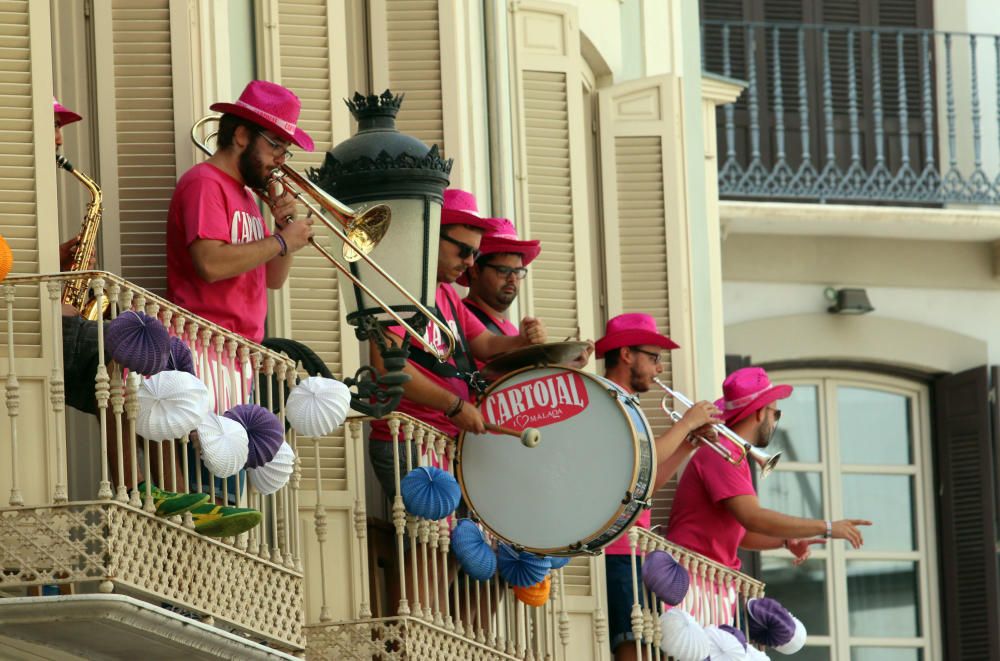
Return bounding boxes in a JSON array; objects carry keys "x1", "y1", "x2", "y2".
[
  {"x1": 653, "y1": 377, "x2": 781, "y2": 479},
  {"x1": 190, "y1": 115, "x2": 455, "y2": 361}
]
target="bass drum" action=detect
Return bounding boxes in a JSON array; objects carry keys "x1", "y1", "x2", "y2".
[{"x1": 456, "y1": 366, "x2": 655, "y2": 556}]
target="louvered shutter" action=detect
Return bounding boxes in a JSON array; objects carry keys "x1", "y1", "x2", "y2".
[
  {"x1": 274, "y1": 0, "x2": 350, "y2": 495},
  {"x1": 101, "y1": 0, "x2": 178, "y2": 295},
  {"x1": 933, "y1": 367, "x2": 1000, "y2": 661},
  {"x1": 0, "y1": 0, "x2": 48, "y2": 357},
  {"x1": 369, "y1": 0, "x2": 445, "y2": 152},
  {"x1": 508, "y1": 6, "x2": 603, "y2": 658}
]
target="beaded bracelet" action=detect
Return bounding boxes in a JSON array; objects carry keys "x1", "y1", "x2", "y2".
[{"x1": 274, "y1": 233, "x2": 288, "y2": 257}]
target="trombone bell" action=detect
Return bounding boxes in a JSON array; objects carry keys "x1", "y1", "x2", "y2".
[{"x1": 343, "y1": 205, "x2": 391, "y2": 262}]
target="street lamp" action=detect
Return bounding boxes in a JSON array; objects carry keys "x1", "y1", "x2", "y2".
[{"x1": 310, "y1": 90, "x2": 452, "y2": 417}]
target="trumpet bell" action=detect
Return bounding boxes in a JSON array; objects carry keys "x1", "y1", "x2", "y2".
[
  {"x1": 751, "y1": 448, "x2": 782, "y2": 479},
  {"x1": 343, "y1": 204, "x2": 391, "y2": 262}
]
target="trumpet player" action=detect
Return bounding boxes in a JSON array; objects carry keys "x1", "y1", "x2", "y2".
[
  {"x1": 166, "y1": 80, "x2": 315, "y2": 344},
  {"x1": 596, "y1": 312, "x2": 722, "y2": 661},
  {"x1": 665, "y1": 366, "x2": 872, "y2": 571}
]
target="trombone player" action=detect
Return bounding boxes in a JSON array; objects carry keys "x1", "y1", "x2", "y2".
[{"x1": 665, "y1": 366, "x2": 872, "y2": 571}]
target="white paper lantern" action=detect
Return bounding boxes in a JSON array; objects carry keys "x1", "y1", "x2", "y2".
[
  {"x1": 197, "y1": 414, "x2": 249, "y2": 478},
  {"x1": 136, "y1": 370, "x2": 211, "y2": 441},
  {"x1": 773, "y1": 616, "x2": 806, "y2": 655},
  {"x1": 705, "y1": 625, "x2": 748, "y2": 661},
  {"x1": 248, "y1": 441, "x2": 295, "y2": 495},
  {"x1": 659, "y1": 609, "x2": 712, "y2": 661},
  {"x1": 285, "y1": 376, "x2": 351, "y2": 437},
  {"x1": 746, "y1": 645, "x2": 771, "y2": 661}
]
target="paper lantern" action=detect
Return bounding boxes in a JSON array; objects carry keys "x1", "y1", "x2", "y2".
[
  {"x1": 451, "y1": 519, "x2": 496, "y2": 581},
  {"x1": 547, "y1": 556, "x2": 571, "y2": 570},
  {"x1": 705, "y1": 625, "x2": 748, "y2": 661},
  {"x1": 167, "y1": 336, "x2": 196, "y2": 375},
  {"x1": 746, "y1": 646, "x2": 771, "y2": 661},
  {"x1": 497, "y1": 544, "x2": 550, "y2": 588},
  {"x1": 773, "y1": 616, "x2": 806, "y2": 654},
  {"x1": 136, "y1": 370, "x2": 211, "y2": 441},
  {"x1": 248, "y1": 441, "x2": 295, "y2": 495},
  {"x1": 513, "y1": 576, "x2": 551, "y2": 607},
  {"x1": 106, "y1": 310, "x2": 170, "y2": 375},
  {"x1": 285, "y1": 376, "x2": 351, "y2": 437},
  {"x1": 642, "y1": 549, "x2": 690, "y2": 606},
  {"x1": 659, "y1": 609, "x2": 712, "y2": 661},
  {"x1": 400, "y1": 466, "x2": 461, "y2": 520},
  {"x1": 719, "y1": 624, "x2": 748, "y2": 650},
  {"x1": 0, "y1": 235, "x2": 12, "y2": 282},
  {"x1": 747, "y1": 597, "x2": 796, "y2": 648},
  {"x1": 225, "y1": 404, "x2": 285, "y2": 469},
  {"x1": 196, "y1": 413, "x2": 249, "y2": 478}
]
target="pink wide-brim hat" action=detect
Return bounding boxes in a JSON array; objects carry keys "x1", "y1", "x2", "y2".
[
  {"x1": 595, "y1": 312, "x2": 679, "y2": 359},
  {"x1": 457, "y1": 217, "x2": 541, "y2": 286},
  {"x1": 714, "y1": 367, "x2": 793, "y2": 425},
  {"x1": 210, "y1": 80, "x2": 314, "y2": 151},
  {"x1": 441, "y1": 189, "x2": 504, "y2": 232},
  {"x1": 53, "y1": 97, "x2": 82, "y2": 126}
]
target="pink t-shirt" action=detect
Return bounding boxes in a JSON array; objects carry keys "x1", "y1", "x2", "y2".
[
  {"x1": 462, "y1": 299, "x2": 519, "y2": 370},
  {"x1": 664, "y1": 437, "x2": 757, "y2": 570},
  {"x1": 604, "y1": 509, "x2": 652, "y2": 556},
  {"x1": 369, "y1": 283, "x2": 487, "y2": 442},
  {"x1": 166, "y1": 162, "x2": 270, "y2": 343}
]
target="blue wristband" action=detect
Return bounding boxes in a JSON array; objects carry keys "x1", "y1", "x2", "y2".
[{"x1": 274, "y1": 233, "x2": 288, "y2": 257}]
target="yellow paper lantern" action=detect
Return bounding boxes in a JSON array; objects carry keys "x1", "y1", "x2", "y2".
[{"x1": 513, "y1": 575, "x2": 551, "y2": 607}]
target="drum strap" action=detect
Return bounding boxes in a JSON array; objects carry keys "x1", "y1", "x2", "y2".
[
  {"x1": 464, "y1": 301, "x2": 508, "y2": 337},
  {"x1": 407, "y1": 297, "x2": 488, "y2": 395}
]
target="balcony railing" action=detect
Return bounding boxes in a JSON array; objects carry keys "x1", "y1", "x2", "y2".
[
  {"x1": 0, "y1": 272, "x2": 304, "y2": 654},
  {"x1": 306, "y1": 414, "x2": 572, "y2": 660},
  {"x1": 703, "y1": 20, "x2": 1000, "y2": 206},
  {"x1": 621, "y1": 527, "x2": 766, "y2": 660}
]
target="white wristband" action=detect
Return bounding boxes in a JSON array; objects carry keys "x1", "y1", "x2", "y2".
[{"x1": 824, "y1": 520, "x2": 833, "y2": 539}]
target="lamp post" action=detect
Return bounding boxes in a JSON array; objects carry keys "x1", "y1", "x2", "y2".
[{"x1": 310, "y1": 90, "x2": 452, "y2": 417}]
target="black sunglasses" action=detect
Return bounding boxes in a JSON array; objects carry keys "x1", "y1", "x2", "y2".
[
  {"x1": 441, "y1": 234, "x2": 481, "y2": 260},
  {"x1": 482, "y1": 263, "x2": 529, "y2": 280}
]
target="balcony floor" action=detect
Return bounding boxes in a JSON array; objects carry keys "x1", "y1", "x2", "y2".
[{"x1": 0, "y1": 594, "x2": 298, "y2": 660}]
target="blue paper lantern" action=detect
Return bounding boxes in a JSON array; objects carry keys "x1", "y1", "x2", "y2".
[
  {"x1": 451, "y1": 519, "x2": 496, "y2": 581},
  {"x1": 497, "y1": 543, "x2": 550, "y2": 587},
  {"x1": 400, "y1": 466, "x2": 461, "y2": 520},
  {"x1": 547, "y1": 556, "x2": 571, "y2": 570}
]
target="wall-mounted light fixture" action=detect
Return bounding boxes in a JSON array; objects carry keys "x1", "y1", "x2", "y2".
[{"x1": 825, "y1": 287, "x2": 874, "y2": 315}]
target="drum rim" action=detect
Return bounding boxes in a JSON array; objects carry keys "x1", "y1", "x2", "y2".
[{"x1": 455, "y1": 365, "x2": 650, "y2": 555}]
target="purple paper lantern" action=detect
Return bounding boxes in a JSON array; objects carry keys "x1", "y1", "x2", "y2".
[
  {"x1": 747, "y1": 597, "x2": 797, "y2": 648},
  {"x1": 641, "y1": 550, "x2": 690, "y2": 606},
  {"x1": 167, "y1": 336, "x2": 195, "y2": 375},
  {"x1": 225, "y1": 404, "x2": 284, "y2": 469},
  {"x1": 498, "y1": 544, "x2": 550, "y2": 588},
  {"x1": 105, "y1": 310, "x2": 170, "y2": 375},
  {"x1": 719, "y1": 624, "x2": 748, "y2": 650}
]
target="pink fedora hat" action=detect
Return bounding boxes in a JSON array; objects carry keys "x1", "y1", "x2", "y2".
[
  {"x1": 210, "y1": 80, "x2": 314, "y2": 151},
  {"x1": 53, "y1": 97, "x2": 82, "y2": 126},
  {"x1": 595, "y1": 313, "x2": 679, "y2": 359},
  {"x1": 441, "y1": 189, "x2": 503, "y2": 232},
  {"x1": 714, "y1": 367, "x2": 793, "y2": 425},
  {"x1": 457, "y1": 217, "x2": 541, "y2": 286}
]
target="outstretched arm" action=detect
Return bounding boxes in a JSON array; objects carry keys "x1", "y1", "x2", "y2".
[{"x1": 725, "y1": 494, "x2": 872, "y2": 549}]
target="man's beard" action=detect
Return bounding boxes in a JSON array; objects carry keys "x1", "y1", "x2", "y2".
[
  {"x1": 239, "y1": 142, "x2": 270, "y2": 190},
  {"x1": 629, "y1": 364, "x2": 650, "y2": 393},
  {"x1": 756, "y1": 420, "x2": 776, "y2": 448},
  {"x1": 494, "y1": 286, "x2": 516, "y2": 308}
]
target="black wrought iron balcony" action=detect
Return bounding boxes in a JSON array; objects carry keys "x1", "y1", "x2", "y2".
[{"x1": 703, "y1": 20, "x2": 1000, "y2": 206}]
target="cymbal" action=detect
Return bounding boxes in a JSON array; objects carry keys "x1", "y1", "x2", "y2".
[{"x1": 481, "y1": 341, "x2": 590, "y2": 379}]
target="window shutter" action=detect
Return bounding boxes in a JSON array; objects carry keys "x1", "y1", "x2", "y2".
[
  {"x1": 104, "y1": 0, "x2": 179, "y2": 295},
  {"x1": 933, "y1": 366, "x2": 1000, "y2": 661},
  {"x1": 0, "y1": 0, "x2": 45, "y2": 357},
  {"x1": 275, "y1": 0, "x2": 349, "y2": 493},
  {"x1": 369, "y1": 0, "x2": 445, "y2": 153}
]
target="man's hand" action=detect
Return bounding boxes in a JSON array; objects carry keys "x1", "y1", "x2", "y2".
[
  {"x1": 567, "y1": 340, "x2": 595, "y2": 369},
  {"x1": 278, "y1": 215, "x2": 315, "y2": 254},
  {"x1": 268, "y1": 188, "x2": 298, "y2": 229},
  {"x1": 785, "y1": 537, "x2": 826, "y2": 566},
  {"x1": 519, "y1": 316, "x2": 547, "y2": 345},
  {"x1": 450, "y1": 401, "x2": 486, "y2": 433},
  {"x1": 678, "y1": 400, "x2": 723, "y2": 438},
  {"x1": 59, "y1": 235, "x2": 95, "y2": 271},
  {"x1": 831, "y1": 519, "x2": 872, "y2": 549}
]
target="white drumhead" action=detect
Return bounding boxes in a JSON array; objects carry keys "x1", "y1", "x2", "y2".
[{"x1": 458, "y1": 367, "x2": 638, "y2": 552}]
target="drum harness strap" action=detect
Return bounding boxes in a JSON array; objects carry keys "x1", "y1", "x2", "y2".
[
  {"x1": 407, "y1": 296, "x2": 489, "y2": 396},
  {"x1": 464, "y1": 300, "x2": 508, "y2": 337}
]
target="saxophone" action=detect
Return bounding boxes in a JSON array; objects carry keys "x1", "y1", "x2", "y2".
[{"x1": 57, "y1": 154, "x2": 106, "y2": 320}]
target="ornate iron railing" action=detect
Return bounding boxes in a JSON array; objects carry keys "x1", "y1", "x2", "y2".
[{"x1": 703, "y1": 20, "x2": 1000, "y2": 205}]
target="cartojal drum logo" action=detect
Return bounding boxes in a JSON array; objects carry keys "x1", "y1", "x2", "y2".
[{"x1": 481, "y1": 372, "x2": 589, "y2": 431}]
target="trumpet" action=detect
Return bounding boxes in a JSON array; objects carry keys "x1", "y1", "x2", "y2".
[
  {"x1": 190, "y1": 115, "x2": 455, "y2": 361},
  {"x1": 652, "y1": 377, "x2": 781, "y2": 479}
]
